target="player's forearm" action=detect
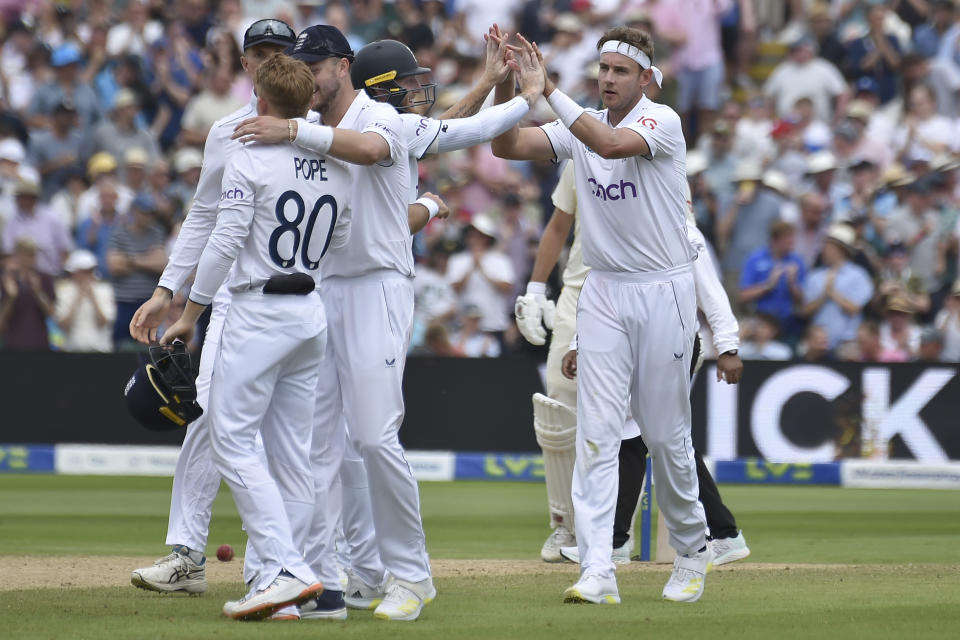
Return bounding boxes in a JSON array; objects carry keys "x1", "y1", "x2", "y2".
[
  {"x1": 432, "y1": 97, "x2": 529, "y2": 155},
  {"x1": 530, "y1": 210, "x2": 571, "y2": 283},
  {"x1": 568, "y1": 114, "x2": 647, "y2": 159},
  {"x1": 294, "y1": 121, "x2": 389, "y2": 165},
  {"x1": 409, "y1": 203, "x2": 430, "y2": 235},
  {"x1": 179, "y1": 299, "x2": 207, "y2": 325},
  {"x1": 158, "y1": 203, "x2": 218, "y2": 291}
]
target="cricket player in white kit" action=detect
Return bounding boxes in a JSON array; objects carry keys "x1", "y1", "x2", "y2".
[
  {"x1": 160, "y1": 53, "x2": 352, "y2": 620},
  {"x1": 231, "y1": 25, "x2": 544, "y2": 621},
  {"x1": 128, "y1": 19, "x2": 298, "y2": 595},
  {"x1": 492, "y1": 29, "x2": 710, "y2": 604}
]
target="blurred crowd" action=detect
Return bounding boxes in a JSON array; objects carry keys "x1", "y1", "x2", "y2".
[{"x1": 1, "y1": 0, "x2": 959, "y2": 363}]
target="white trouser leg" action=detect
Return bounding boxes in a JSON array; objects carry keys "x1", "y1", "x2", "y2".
[
  {"x1": 627, "y1": 271, "x2": 706, "y2": 555},
  {"x1": 329, "y1": 275, "x2": 431, "y2": 583},
  {"x1": 209, "y1": 294, "x2": 323, "y2": 590},
  {"x1": 242, "y1": 432, "x2": 267, "y2": 587},
  {"x1": 165, "y1": 299, "x2": 228, "y2": 551},
  {"x1": 340, "y1": 434, "x2": 384, "y2": 586},
  {"x1": 305, "y1": 347, "x2": 346, "y2": 589},
  {"x1": 542, "y1": 285, "x2": 580, "y2": 530},
  {"x1": 573, "y1": 275, "x2": 632, "y2": 579}
]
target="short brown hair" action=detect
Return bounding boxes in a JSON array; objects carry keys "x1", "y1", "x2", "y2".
[
  {"x1": 597, "y1": 26, "x2": 654, "y2": 63},
  {"x1": 255, "y1": 53, "x2": 316, "y2": 119},
  {"x1": 769, "y1": 220, "x2": 796, "y2": 240}
]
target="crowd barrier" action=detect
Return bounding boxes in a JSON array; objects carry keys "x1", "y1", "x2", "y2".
[{"x1": 2, "y1": 353, "x2": 958, "y2": 465}]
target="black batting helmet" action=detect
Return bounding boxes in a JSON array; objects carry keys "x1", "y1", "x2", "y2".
[
  {"x1": 124, "y1": 342, "x2": 203, "y2": 431},
  {"x1": 350, "y1": 40, "x2": 436, "y2": 111}
]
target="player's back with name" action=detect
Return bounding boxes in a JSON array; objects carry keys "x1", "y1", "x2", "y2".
[{"x1": 218, "y1": 141, "x2": 352, "y2": 292}]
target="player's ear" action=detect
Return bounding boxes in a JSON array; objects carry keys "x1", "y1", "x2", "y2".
[
  {"x1": 638, "y1": 66, "x2": 653, "y2": 87},
  {"x1": 240, "y1": 55, "x2": 249, "y2": 73}
]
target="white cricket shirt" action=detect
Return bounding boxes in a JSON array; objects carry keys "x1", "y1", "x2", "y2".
[
  {"x1": 321, "y1": 90, "x2": 412, "y2": 279},
  {"x1": 540, "y1": 95, "x2": 696, "y2": 273},
  {"x1": 188, "y1": 141, "x2": 352, "y2": 305},
  {"x1": 158, "y1": 94, "x2": 257, "y2": 293}
]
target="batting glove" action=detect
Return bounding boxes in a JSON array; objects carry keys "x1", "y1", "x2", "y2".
[{"x1": 515, "y1": 282, "x2": 556, "y2": 345}]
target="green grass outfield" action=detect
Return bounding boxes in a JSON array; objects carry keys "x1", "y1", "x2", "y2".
[{"x1": 1, "y1": 475, "x2": 959, "y2": 639}]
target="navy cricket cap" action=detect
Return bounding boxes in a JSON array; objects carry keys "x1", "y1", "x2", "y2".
[
  {"x1": 243, "y1": 19, "x2": 296, "y2": 51},
  {"x1": 287, "y1": 25, "x2": 354, "y2": 63}
]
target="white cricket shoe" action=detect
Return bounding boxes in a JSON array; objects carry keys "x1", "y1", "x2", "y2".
[
  {"x1": 662, "y1": 547, "x2": 712, "y2": 603},
  {"x1": 343, "y1": 570, "x2": 385, "y2": 610},
  {"x1": 559, "y1": 543, "x2": 631, "y2": 565},
  {"x1": 562, "y1": 574, "x2": 620, "y2": 604},
  {"x1": 131, "y1": 550, "x2": 207, "y2": 594},
  {"x1": 373, "y1": 577, "x2": 436, "y2": 621},
  {"x1": 222, "y1": 571, "x2": 323, "y2": 621},
  {"x1": 300, "y1": 590, "x2": 348, "y2": 620},
  {"x1": 710, "y1": 531, "x2": 751, "y2": 566},
  {"x1": 541, "y1": 525, "x2": 576, "y2": 563}
]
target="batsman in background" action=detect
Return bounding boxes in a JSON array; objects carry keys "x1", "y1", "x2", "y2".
[{"x1": 521, "y1": 160, "x2": 750, "y2": 568}]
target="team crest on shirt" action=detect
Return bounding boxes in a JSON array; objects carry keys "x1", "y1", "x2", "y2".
[{"x1": 637, "y1": 117, "x2": 657, "y2": 130}]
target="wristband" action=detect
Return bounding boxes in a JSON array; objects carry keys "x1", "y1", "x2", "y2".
[
  {"x1": 547, "y1": 89, "x2": 586, "y2": 128},
  {"x1": 294, "y1": 120, "x2": 334, "y2": 154},
  {"x1": 526, "y1": 281, "x2": 546, "y2": 296},
  {"x1": 415, "y1": 196, "x2": 440, "y2": 220},
  {"x1": 288, "y1": 119, "x2": 295, "y2": 142}
]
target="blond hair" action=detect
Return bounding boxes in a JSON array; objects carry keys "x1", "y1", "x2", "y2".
[
  {"x1": 255, "y1": 53, "x2": 316, "y2": 119},
  {"x1": 597, "y1": 26, "x2": 654, "y2": 63}
]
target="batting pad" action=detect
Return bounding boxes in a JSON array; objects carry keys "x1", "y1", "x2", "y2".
[{"x1": 533, "y1": 393, "x2": 577, "y2": 528}]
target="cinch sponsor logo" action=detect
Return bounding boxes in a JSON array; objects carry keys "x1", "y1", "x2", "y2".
[
  {"x1": 587, "y1": 178, "x2": 638, "y2": 201},
  {"x1": 221, "y1": 187, "x2": 244, "y2": 200},
  {"x1": 415, "y1": 117, "x2": 431, "y2": 136}
]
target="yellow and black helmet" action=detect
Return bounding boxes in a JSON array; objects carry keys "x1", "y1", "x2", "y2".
[
  {"x1": 350, "y1": 40, "x2": 436, "y2": 111},
  {"x1": 124, "y1": 342, "x2": 202, "y2": 431}
]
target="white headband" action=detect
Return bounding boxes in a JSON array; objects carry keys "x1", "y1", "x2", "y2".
[{"x1": 599, "y1": 40, "x2": 663, "y2": 88}]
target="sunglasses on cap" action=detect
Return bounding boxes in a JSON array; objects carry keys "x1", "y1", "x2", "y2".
[{"x1": 243, "y1": 19, "x2": 296, "y2": 49}]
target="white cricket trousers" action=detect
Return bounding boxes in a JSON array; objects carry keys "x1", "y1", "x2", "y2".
[
  {"x1": 573, "y1": 266, "x2": 706, "y2": 578},
  {"x1": 307, "y1": 271, "x2": 431, "y2": 585},
  {"x1": 165, "y1": 289, "x2": 230, "y2": 551},
  {"x1": 208, "y1": 291, "x2": 325, "y2": 590}
]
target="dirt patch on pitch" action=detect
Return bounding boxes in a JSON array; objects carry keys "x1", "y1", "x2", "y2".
[{"x1": 1, "y1": 555, "x2": 877, "y2": 591}]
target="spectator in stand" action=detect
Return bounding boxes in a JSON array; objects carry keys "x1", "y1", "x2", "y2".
[
  {"x1": 878, "y1": 294, "x2": 921, "y2": 360},
  {"x1": 849, "y1": 318, "x2": 906, "y2": 362},
  {"x1": 844, "y1": 2, "x2": 903, "y2": 106},
  {"x1": 763, "y1": 35, "x2": 848, "y2": 123},
  {"x1": 718, "y1": 161, "x2": 789, "y2": 300},
  {"x1": 801, "y1": 223, "x2": 875, "y2": 351},
  {"x1": 1, "y1": 172, "x2": 72, "y2": 276},
  {"x1": 839, "y1": 103, "x2": 894, "y2": 168},
  {"x1": 872, "y1": 241, "x2": 931, "y2": 315},
  {"x1": 121, "y1": 147, "x2": 149, "y2": 193},
  {"x1": 912, "y1": 0, "x2": 956, "y2": 59},
  {"x1": 916, "y1": 326, "x2": 945, "y2": 362},
  {"x1": 893, "y1": 84, "x2": 956, "y2": 165},
  {"x1": 76, "y1": 152, "x2": 134, "y2": 225},
  {"x1": 935, "y1": 280, "x2": 960, "y2": 360},
  {"x1": 54, "y1": 249, "x2": 115, "y2": 353},
  {"x1": 451, "y1": 304, "x2": 501, "y2": 358},
  {"x1": 0, "y1": 238, "x2": 55, "y2": 351},
  {"x1": 106, "y1": 0, "x2": 164, "y2": 58},
  {"x1": 413, "y1": 248, "x2": 458, "y2": 351},
  {"x1": 447, "y1": 214, "x2": 515, "y2": 347},
  {"x1": 27, "y1": 43, "x2": 101, "y2": 130},
  {"x1": 808, "y1": 1, "x2": 846, "y2": 69},
  {"x1": 739, "y1": 220, "x2": 806, "y2": 341},
  {"x1": 89, "y1": 88, "x2": 160, "y2": 166},
  {"x1": 900, "y1": 51, "x2": 960, "y2": 120},
  {"x1": 179, "y1": 67, "x2": 243, "y2": 147},
  {"x1": 700, "y1": 120, "x2": 738, "y2": 214},
  {"x1": 648, "y1": 0, "x2": 732, "y2": 142},
  {"x1": 804, "y1": 150, "x2": 844, "y2": 212},
  {"x1": 800, "y1": 324, "x2": 832, "y2": 362},
  {"x1": 167, "y1": 147, "x2": 203, "y2": 211},
  {"x1": 106, "y1": 193, "x2": 166, "y2": 351},
  {"x1": 75, "y1": 178, "x2": 123, "y2": 275},
  {"x1": 539, "y1": 14, "x2": 594, "y2": 96},
  {"x1": 496, "y1": 188, "x2": 540, "y2": 301},
  {"x1": 739, "y1": 312, "x2": 793, "y2": 360},
  {"x1": 421, "y1": 320, "x2": 462, "y2": 357},
  {"x1": 49, "y1": 168, "x2": 87, "y2": 232},
  {"x1": 27, "y1": 99, "x2": 87, "y2": 201},
  {"x1": 145, "y1": 29, "x2": 203, "y2": 150},
  {"x1": 885, "y1": 178, "x2": 944, "y2": 294}
]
